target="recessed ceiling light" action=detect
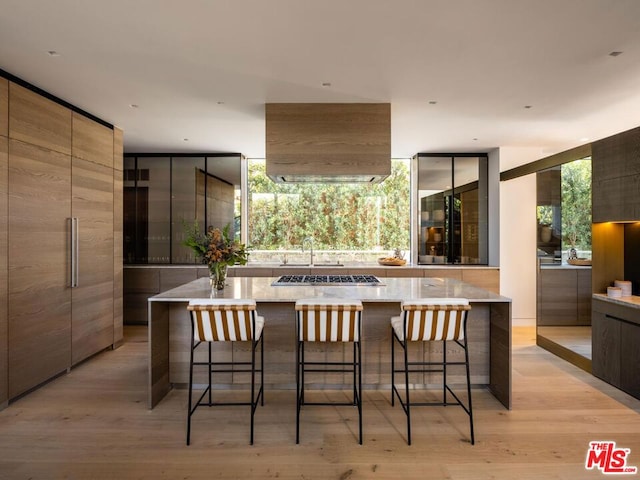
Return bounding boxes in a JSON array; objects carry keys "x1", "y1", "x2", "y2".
[
  {"x1": 129, "y1": 104, "x2": 139, "y2": 108},
  {"x1": 183, "y1": 138, "x2": 189, "y2": 142},
  {"x1": 473, "y1": 138, "x2": 478, "y2": 141},
  {"x1": 321, "y1": 82, "x2": 332, "y2": 87},
  {"x1": 609, "y1": 51, "x2": 623, "y2": 57},
  {"x1": 580, "y1": 137, "x2": 589, "y2": 142},
  {"x1": 524, "y1": 105, "x2": 532, "y2": 109},
  {"x1": 47, "y1": 50, "x2": 60, "y2": 57},
  {"x1": 217, "y1": 101, "x2": 225, "y2": 105},
  {"x1": 428, "y1": 101, "x2": 437, "y2": 105}
]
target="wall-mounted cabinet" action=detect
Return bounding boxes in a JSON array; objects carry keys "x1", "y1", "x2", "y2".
[
  {"x1": 592, "y1": 126, "x2": 640, "y2": 222},
  {"x1": 416, "y1": 154, "x2": 488, "y2": 265}
]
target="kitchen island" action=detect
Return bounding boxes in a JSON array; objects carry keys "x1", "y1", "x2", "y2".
[{"x1": 148, "y1": 276, "x2": 512, "y2": 409}]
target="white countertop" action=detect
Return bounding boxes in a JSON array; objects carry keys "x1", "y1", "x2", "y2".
[
  {"x1": 149, "y1": 276, "x2": 510, "y2": 303},
  {"x1": 593, "y1": 293, "x2": 640, "y2": 309}
]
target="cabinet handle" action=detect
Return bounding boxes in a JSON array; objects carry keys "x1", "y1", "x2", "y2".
[{"x1": 70, "y1": 217, "x2": 79, "y2": 288}]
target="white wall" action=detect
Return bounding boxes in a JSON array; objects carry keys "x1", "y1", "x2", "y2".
[{"x1": 498, "y1": 147, "x2": 548, "y2": 327}]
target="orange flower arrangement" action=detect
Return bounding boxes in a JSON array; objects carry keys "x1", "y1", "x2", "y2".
[{"x1": 184, "y1": 222, "x2": 248, "y2": 289}]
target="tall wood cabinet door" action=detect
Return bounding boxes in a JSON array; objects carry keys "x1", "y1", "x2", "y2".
[
  {"x1": 8, "y1": 139, "x2": 72, "y2": 398},
  {"x1": 591, "y1": 310, "x2": 621, "y2": 389},
  {"x1": 113, "y1": 128, "x2": 123, "y2": 346},
  {"x1": 0, "y1": 78, "x2": 7, "y2": 136},
  {"x1": 71, "y1": 114, "x2": 114, "y2": 365},
  {"x1": 8, "y1": 83, "x2": 72, "y2": 155},
  {"x1": 71, "y1": 156, "x2": 114, "y2": 364},
  {"x1": 0, "y1": 136, "x2": 8, "y2": 405},
  {"x1": 620, "y1": 321, "x2": 640, "y2": 399}
]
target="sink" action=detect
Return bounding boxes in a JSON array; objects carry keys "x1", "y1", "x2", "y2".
[{"x1": 279, "y1": 263, "x2": 310, "y2": 266}]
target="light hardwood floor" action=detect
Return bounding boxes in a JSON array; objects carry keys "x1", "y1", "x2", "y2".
[{"x1": 0, "y1": 326, "x2": 639, "y2": 480}]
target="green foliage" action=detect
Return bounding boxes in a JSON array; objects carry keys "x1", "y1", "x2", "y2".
[
  {"x1": 183, "y1": 221, "x2": 249, "y2": 266},
  {"x1": 248, "y1": 160, "x2": 410, "y2": 251},
  {"x1": 561, "y1": 159, "x2": 592, "y2": 249}
]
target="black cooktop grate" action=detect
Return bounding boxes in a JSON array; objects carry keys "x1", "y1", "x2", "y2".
[{"x1": 272, "y1": 274, "x2": 382, "y2": 286}]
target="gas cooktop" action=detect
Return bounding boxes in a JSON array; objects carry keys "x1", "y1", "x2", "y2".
[{"x1": 271, "y1": 274, "x2": 383, "y2": 286}]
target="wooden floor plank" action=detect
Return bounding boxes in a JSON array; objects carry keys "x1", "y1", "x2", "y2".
[{"x1": 0, "y1": 326, "x2": 639, "y2": 479}]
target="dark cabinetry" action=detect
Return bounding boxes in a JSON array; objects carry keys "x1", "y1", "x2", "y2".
[
  {"x1": 592, "y1": 127, "x2": 640, "y2": 222},
  {"x1": 592, "y1": 298, "x2": 640, "y2": 399},
  {"x1": 537, "y1": 267, "x2": 592, "y2": 326}
]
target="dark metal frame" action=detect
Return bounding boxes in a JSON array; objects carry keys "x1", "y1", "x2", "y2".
[
  {"x1": 295, "y1": 315, "x2": 363, "y2": 445},
  {"x1": 186, "y1": 314, "x2": 264, "y2": 445},
  {"x1": 391, "y1": 316, "x2": 474, "y2": 445}
]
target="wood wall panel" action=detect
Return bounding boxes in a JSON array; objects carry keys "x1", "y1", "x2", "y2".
[
  {"x1": 8, "y1": 139, "x2": 71, "y2": 398},
  {"x1": 113, "y1": 128, "x2": 123, "y2": 346},
  {"x1": 0, "y1": 136, "x2": 7, "y2": 405},
  {"x1": 8, "y1": 83, "x2": 71, "y2": 155},
  {"x1": 71, "y1": 156, "x2": 114, "y2": 364},
  {"x1": 462, "y1": 269, "x2": 500, "y2": 294},
  {"x1": 71, "y1": 113, "x2": 113, "y2": 168},
  {"x1": 0, "y1": 78, "x2": 7, "y2": 136}
]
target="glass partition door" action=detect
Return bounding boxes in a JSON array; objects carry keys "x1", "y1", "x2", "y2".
[{"x1": 417, "y1": 154, "x2": 488, "y2": 264}]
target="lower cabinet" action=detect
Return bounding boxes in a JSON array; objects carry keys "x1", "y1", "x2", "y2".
[
  {"x1": 592, "y1": 298, "x2": 640, "y2": 399},
  {"x1": 538, "y1": 267, "x2": 592, "y2": 326}
]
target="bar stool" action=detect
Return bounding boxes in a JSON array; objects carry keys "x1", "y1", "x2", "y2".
[
  {"x1": 186, "y1": 299, "x2": 264, "y2": 445},
  {"x1": 295, "y1": 299, "x2": 363, "y2": 444},
  {"x1": 390, "y1": 298, "x2": 474, "y2": 445}
]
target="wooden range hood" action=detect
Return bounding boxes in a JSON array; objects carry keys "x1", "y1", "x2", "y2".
[{"x1": 265, "y1": 103, "x2": 391, "y2": 183}]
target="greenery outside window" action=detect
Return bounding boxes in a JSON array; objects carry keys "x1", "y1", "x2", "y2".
[{"x1": 247, "y1": 159, "x2": 410, "y2": 264}]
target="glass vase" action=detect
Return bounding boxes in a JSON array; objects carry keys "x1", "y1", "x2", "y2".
[{"x1": 208, "y1": 263, "x2": 228, "y2": 291}]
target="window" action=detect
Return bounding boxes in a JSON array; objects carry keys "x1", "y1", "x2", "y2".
[{"x1": 247, "y1": 159, "x2": 410, "y2": 263}]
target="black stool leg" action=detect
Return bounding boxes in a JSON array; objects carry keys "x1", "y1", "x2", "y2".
[
  {"x1": 261, "y1": 333, "x2": 265, "y2": 406},
  {"x1": 357, "y1": 340, "x2": 362, "y2": 445},
  {"x1": 250, "y1": 338, "x2": 256, "y2": 445},
  {"x1": 391, "y1": 329, "x2": 395, "y2": 406},
  {"x1": 404, "y1": 338, "x2": 411, "y2": 446},
  {"x1": 187, "y1": 335, "x2": 195, "y2": 446},
  {"x1": 208, "y1": 342, "x2": 212, "y2": 405},
  {"x1": 296, "y1": 339, "x2": 302, "y2": 444},
  {"x1": 442, "y1": 340, "x2": 447, "y2": 405},
  {"x1": 464, "y1": 337, "x2": 475, "y2": 445}
]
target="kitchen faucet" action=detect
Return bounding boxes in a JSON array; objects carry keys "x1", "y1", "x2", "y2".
[{"x1": 302, "y1": 236, "x2": 314, "y2": 266}]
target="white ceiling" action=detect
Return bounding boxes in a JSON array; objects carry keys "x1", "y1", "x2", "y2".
[{"x1": 2, "y1": 0, "x2": 640, "y2": 159}]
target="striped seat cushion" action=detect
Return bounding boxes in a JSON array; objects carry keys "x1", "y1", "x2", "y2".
[
  {"x1": 188, "y1": 299, "x2": 264, "y2": 342},
  {"x1": 391, "y1": 298, "x2": 470, "y2": 341},
  {"x1": 295, "y1": 299, "x2": 363, "y2": 342}
]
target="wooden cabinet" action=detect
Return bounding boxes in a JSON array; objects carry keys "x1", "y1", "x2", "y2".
[
  {"x1": 113, "y1": 128, "x2": 123, "y2": 346},
  {"x1": 592, "y1": 127, "x2": 640, "y2": 222},
  {"x1": 0, "y1": 78, "x2": 7, "y2": 136},
  {"x1": 537, "y1": 267, "x2": 591, "y2": 326},
  {"x1": 592, "y1": 298, "x2": 640, "y2": 400},
  {"x1": 8, "y1": 139, "x2": 72, "y2": 398},
  {"x1": 8, "y1": 83, "x2": 72, "y2": 155},
  {"x1": 71, "y1": 157, "x2": 113, "y2": 364},
  {"x1": 0, "y1": 80, "x2": 122, "y2": 404},
  {"x1": 591, "y1": 310, "x2": 621, "y2": 388},
  {"x1": 0, "y1": 135, "x2": 7, "y2": 405}
]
